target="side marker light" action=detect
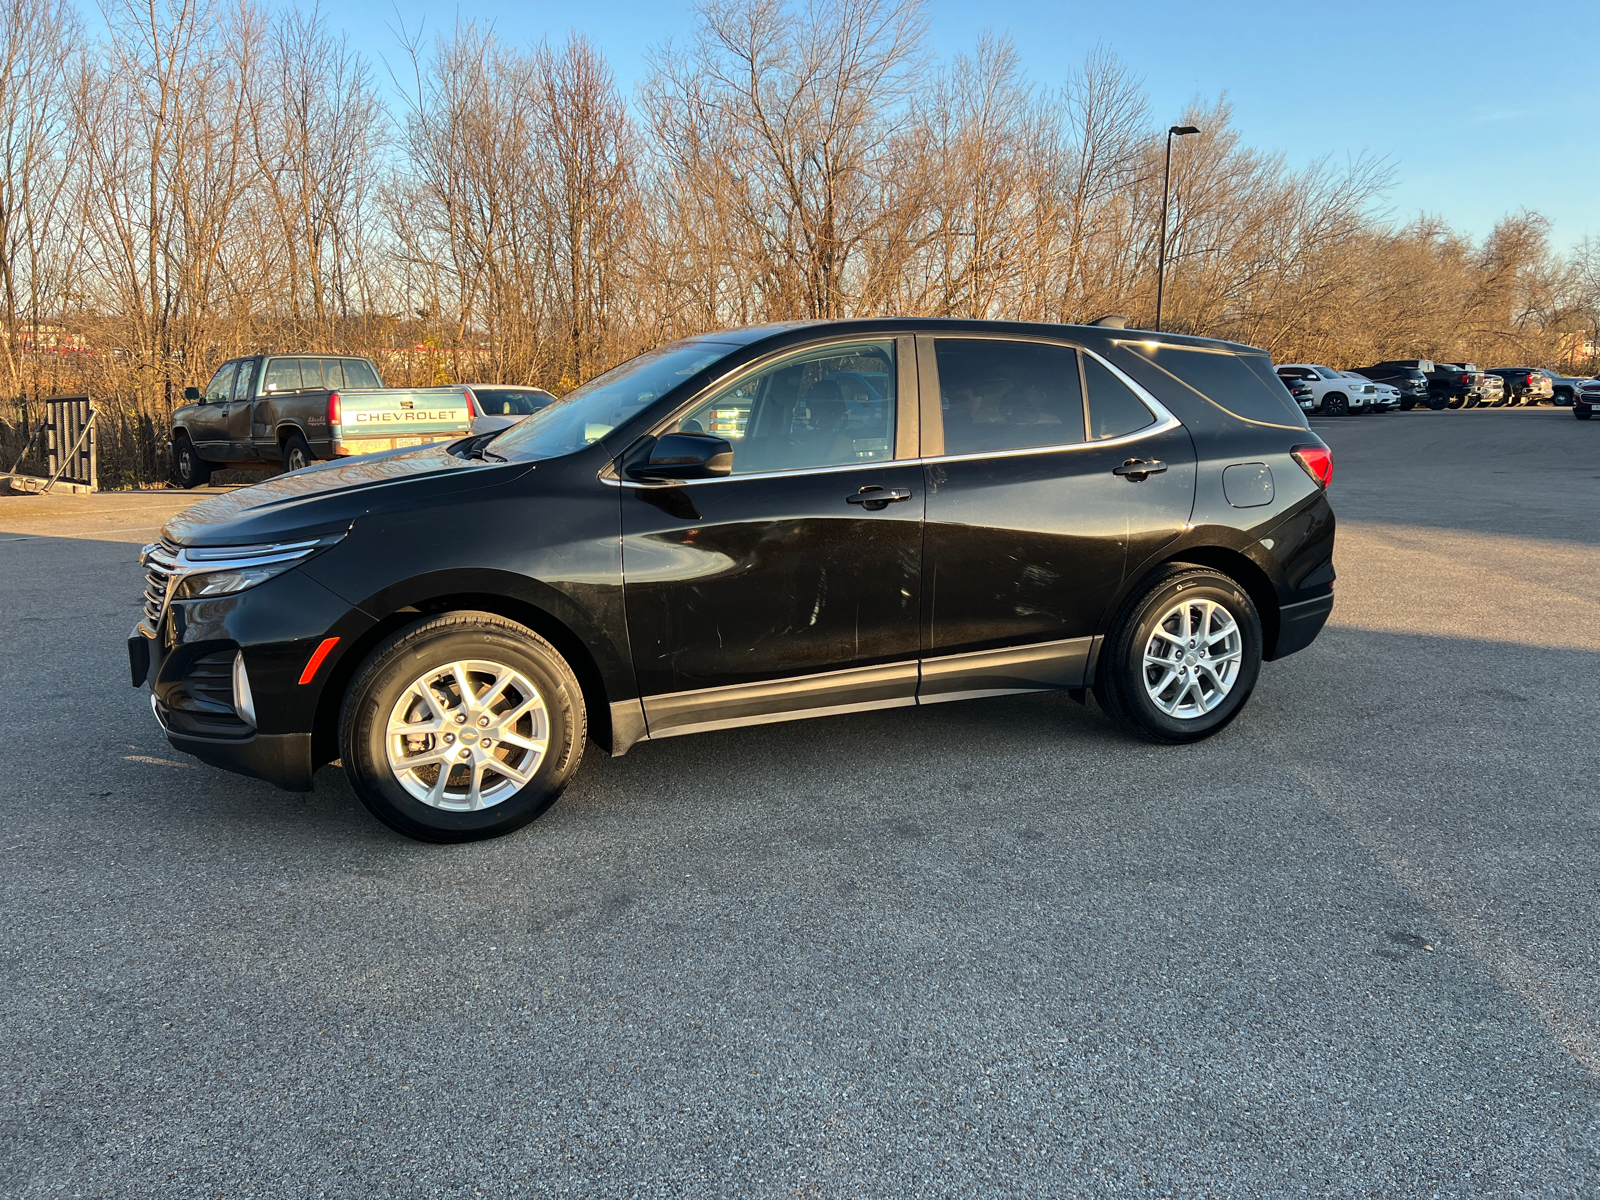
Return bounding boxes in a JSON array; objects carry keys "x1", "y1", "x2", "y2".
[{"x1": 299, "y1": 637, "x2": 340, "y2": 685}]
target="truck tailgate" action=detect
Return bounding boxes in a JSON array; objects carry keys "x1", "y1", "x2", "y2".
[{"x1": 334, "y1": 388, "x2": 472, "y2": 455}]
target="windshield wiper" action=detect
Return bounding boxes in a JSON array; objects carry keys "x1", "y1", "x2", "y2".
[{"x1": 456, "y1": 431, "x2": 507, "y2": 462}]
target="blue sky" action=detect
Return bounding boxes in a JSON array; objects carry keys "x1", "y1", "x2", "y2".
[{"x1": 316, "y1": 0, "x2": 1598, "y2": 250}]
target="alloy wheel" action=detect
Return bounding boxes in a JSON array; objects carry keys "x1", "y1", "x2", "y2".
[
  {"x1": 1142, "y1": 598, "x2": 1243, "y2": 718},
  {"x1": 385, "y1": 659, "x2": 549, "y2": 811}
]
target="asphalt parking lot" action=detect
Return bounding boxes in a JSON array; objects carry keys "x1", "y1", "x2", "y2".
[{"x1": 3, "y1": 408, "x2": 1598, "y2": 1196}]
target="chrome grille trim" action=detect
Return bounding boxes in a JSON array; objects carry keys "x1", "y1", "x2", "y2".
[{"x1": 137, "y1": 534, "x2": 339, "y2": 635}]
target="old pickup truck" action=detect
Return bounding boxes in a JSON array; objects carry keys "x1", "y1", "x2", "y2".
[{"x1": 169, "y1": 353, "x2": 476, "y2": 487}]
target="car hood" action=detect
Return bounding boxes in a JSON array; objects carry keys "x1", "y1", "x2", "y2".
[{"x1": 163, "y1": 444, "x2": 534, "y2": 547}]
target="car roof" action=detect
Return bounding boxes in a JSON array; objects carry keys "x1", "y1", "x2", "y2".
[{"x1": 700, "y1": 317, "x2": 1262, "y2": 356}]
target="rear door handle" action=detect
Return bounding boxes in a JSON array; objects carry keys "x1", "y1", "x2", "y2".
[
  {"x1": 847, "y1": 486, "x2": 913, "y2": 510},
  {"x1": 1113, "y1": 458, "x2": 1167, "y2": 480}
]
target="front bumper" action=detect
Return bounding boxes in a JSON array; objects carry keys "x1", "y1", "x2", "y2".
[{"x1": 130, "y1": 565, "x2": 370, "y2": 792}]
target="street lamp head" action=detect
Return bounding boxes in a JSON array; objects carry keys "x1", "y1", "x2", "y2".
[{"x1": 1170, "y1": 125, "x2": 1200, "y2": 136}]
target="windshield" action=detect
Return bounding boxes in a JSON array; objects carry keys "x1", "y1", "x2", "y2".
[{"x1": 491, "y1": 339, "x2": 738, "y2": 460}]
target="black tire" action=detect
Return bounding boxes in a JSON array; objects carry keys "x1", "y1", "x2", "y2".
[
  {"x1": 339, "y1": 611, "x2": 587, "y2": 842},
  {"x1": 1577, "y1": 409, "x2": 1592, "y2": 421},
  {"x1": 172, "y1": 435, "x2": 212, "y2": 488},
  {"x1": 1503, "y1": 393, "x2": 1519, "y2": 408},
  {"x1": 1399, "y1": 398, "x2": 1415, "y2": 411},
  {"x1": 1093, "y1": 566, "x2": 1264, "y2": 745},
  {"x1": 1464, "y1": 393, "x2": 1480, "y2": 409},
  {"x1": 1554, "y1": 388, "x2": 1572, "y2": 407},
  {"x1": 1323, "y1": 393, "x2": 1348, "y2": 416},
  {"x1": 282, "y1": 431, "x2": 314, "y2": 473},
  {"x1": 1428, "y1": 395, "x2": 1448, "y2": 411}
]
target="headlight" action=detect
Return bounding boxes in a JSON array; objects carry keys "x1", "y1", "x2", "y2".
[
  {"x1": 174, "y1": 562, "x2": 302, "y2": 598},
  {"x1": 151, "y1": 534, "x2": 345, "y2": 603}
]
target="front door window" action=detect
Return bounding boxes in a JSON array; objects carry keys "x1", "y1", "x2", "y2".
[
  {"x1": 202, "y1": 363, "x2": 236, "y2": 403},
  {"x1": 674, "y1": 340, "x2": 896, "y2": 475}
]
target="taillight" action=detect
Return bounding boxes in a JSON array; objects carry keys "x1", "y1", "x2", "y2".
[
  {"x1": 464, "y1": 388, "x2": 477, "y2": 419},
  {"x1": 1459, "y1": 373, "x2": 1470, "y2": 384},
  {"x1": 327, "y1": 391, "x2": 341, "y2": 425},
  {"x1": 1291, "y1": 443, "x2": 1333, "y2": 489}
]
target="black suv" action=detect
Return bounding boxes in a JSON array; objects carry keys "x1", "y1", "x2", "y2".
[
  {"x1": 1351, "y1": 363, "x2": 1434, "y2": 410},
  {"x1": 130, "y1": 320, "x2": 1336, "y2": 842}
]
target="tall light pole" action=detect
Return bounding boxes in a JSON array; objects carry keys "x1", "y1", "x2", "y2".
[{"x1": 1155, "y1": 124, "x2": 1199, "y2": 333}]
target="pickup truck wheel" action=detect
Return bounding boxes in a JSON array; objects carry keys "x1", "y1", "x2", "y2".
[
  {"x1": 282, "y1": 432, "x2": 313, "y2": 472},
  {"x1": 173, "y1": 437, "x2": 212, "y2": 488},
  {"x1": 1094, "y1": 566, "x2": 1263, "y2": 745},
  {"x1": 1428, "y1": 395, "x2": 1448, "y2": 410},
  {"x1": 1323, "y1": 393, "x2": 1347, "y2": 416},
  {"x1": 1502, "y1": 394, "x2": 1519, "y2": 408},
  {"x1": 339, "y1": 611, "x2": 586, "y2": 843}
]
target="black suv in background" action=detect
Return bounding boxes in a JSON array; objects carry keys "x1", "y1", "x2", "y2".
[
  {"x1": 1351, "y1": 363, "x2": 1433, "y2": 410},
  {"x1": 130, "y1": 319, "x2": 1336, "y2": 843}
]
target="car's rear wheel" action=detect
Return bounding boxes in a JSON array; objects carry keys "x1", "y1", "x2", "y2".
[
  {"x1": 1094, "y1": 566, "x2": 1263, "y2": 745},
  {"x1": 1323, "y1": 393, "x2": 1348, "y2": 416},
  {"x1": 1503, "y1": 393, "x2": 1520, "y2": 408},
  {"x1": 173, "y1": 436, "x2": 212, "y2": 488},
  {"x1": 282, "y1": 432, "x2": 314, "y2": 473},
  {"x1": 1428, "y1": 395, "x2": 1448, "y2": 410},
  {"x1": 340, "y1": 611, "x2": 586, "y2": 842}
]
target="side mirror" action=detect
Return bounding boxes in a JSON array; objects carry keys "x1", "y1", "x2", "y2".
[
  {"x1": 628, "y1": 432, "x2": 734, "y2": 481},
  {"x1": 183, "y1": 386, "x2": 200, "y2": 401}
]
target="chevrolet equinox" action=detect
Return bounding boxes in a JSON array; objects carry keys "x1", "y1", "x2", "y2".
[{"x1": 130, "y1": 319, "x2": 1336, "y2": 842}]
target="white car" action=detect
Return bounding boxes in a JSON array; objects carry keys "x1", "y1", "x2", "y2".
[
  {"x1": 465, "y1": 384, "x2": 559, "y2": 436},
  {"x1": 1338, "y1": 370, "x2": 1399, "y2": 412},
  {"x1": 1275, "y1": 364, "x2": 1373, "y2": 416}
]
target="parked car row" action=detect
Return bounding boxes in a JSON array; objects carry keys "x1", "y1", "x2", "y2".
[{"x1": 1274, "y1": 357, "x2": 1599, "y2": 415}]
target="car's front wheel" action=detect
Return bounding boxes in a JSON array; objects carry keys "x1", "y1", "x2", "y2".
[
  {"x1": 1094, "y1": 566, "x2": 1264, "y2": 745},
  {"x1": 173, "y1": 436, "x2": 212, "y2": 488},
  {"x1": 1577, "y1": 408, "x2": 1592, "y2": 421},
  {"x1": 340, "y1": 612, "x2": 587, "y2": 842},
  {"x1": 1323, "y1": 393, "x2": 1348, "y2": 416}
]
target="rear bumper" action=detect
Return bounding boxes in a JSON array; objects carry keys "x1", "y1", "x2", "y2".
[{"x1": 1273, "y1": 590, "x2": 1335, "y2": 659}]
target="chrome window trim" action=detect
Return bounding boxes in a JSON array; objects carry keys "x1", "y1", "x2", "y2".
[{"x1": 604, "y1": 343, "x2": 1183, "y2": 486}]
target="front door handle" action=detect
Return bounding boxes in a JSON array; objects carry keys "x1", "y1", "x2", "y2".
[
  {"x1": 1113, "y1": 458, "x2": 1167, "y2": 481},
  {"x1": 847, "y1": 485, "x2": 913, "y2": 510}
]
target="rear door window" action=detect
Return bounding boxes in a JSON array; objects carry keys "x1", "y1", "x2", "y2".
[
  {"x1": 319, "y1": 359, "x2": 345, "y2": 389},
  {"x1": 297, "y1": 359, "x2": 324, "y2": 389},
  {"x1": 933, "y1": 339, "x2": 1085, "y2": 455},
  {"x1": 1083, "y1": 355, "x2": 1156, "y2": 439},
  {"x1": 341, "y1": 359, "x2": 381, "y2": 389},
  {"x1": 232, "y1": 359, "x2": 257, "y2": 400}
]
